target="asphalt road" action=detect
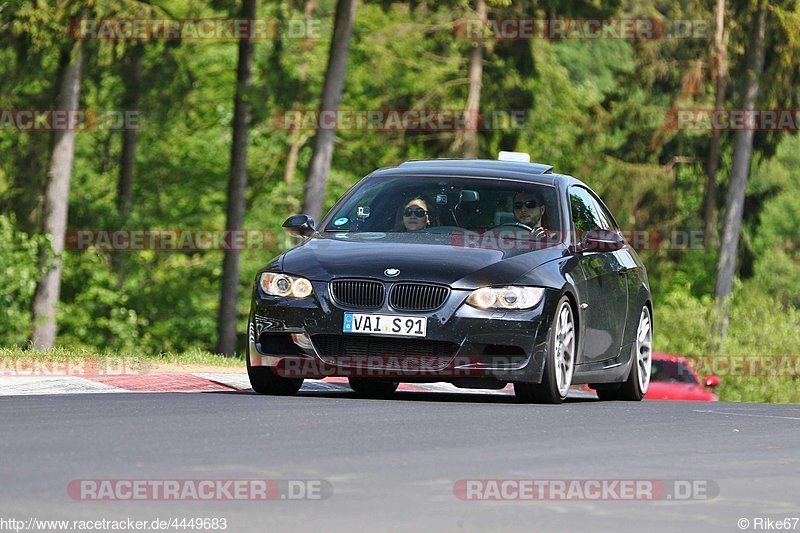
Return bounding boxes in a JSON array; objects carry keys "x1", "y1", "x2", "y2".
[{"x1": 2, "y1": 390, "x2": 799, "y2": 532}]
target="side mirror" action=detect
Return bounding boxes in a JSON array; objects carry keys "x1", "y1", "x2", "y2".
[
  {"x1": 580, "y1": 229, "x2": 624, "y2": 252},
  {"x1": 282, "y1": 214, "x2": 316, "y2": 237},
  {"x1": 704, "y1": 375, "x2": 721, "y2": 388}
]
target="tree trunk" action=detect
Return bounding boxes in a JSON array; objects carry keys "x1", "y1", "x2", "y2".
[
  {"x1": 113, "y1": 42, "x2": 144, "y2": 280},
  {"x1": 702, "y1": 0, "x2": 729, "y2": 250},
  {"x1": 284, "y1": 130, "x2": 312, "y2": 185},
  {"x1": 453, "y1": 0, "x2": 486, "y2": 159},
  {"x1": 712, "y1": 2, "x2": 768, "y2": 343},
  {"x1": 283, "y1": 0, "x2": 315, "y2": 186},
  {"x1": 31, "y1": 41, "x2": 83, "y2": 349},
  {"x1": 216, "y1": 0, "x2": 256, "y2": 356},
  {"x1": 301, "y1": 0, "x2": 357, "y2": 223},
  {"x1": 283, "y1": 0, "x2": 314, "y2": 185},
  {"x1": 117, "y1": 43, "x2": 143, "y2": 223}
]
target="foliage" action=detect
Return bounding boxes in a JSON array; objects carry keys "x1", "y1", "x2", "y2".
[{"x1": 0, "y1": 214, "x2": 44, "y2": 345}]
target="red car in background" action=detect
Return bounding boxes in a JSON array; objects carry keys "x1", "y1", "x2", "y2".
[{"x1": 645, "y1": 353, "x2": 720, "y2": 401}]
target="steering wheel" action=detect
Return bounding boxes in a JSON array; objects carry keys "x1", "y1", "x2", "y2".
[{"x1": 491, "y1": 222, "x2": 548, "y2": 241}]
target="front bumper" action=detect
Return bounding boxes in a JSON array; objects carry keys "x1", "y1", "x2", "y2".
[{"x1": 248, "y1": 280, "x2": 558, "y2": 384}]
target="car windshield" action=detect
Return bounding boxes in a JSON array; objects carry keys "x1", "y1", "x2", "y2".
[
  {"x1": 323, "y1": 175, "x2": 561, "y2": 235},
  {"x1": 651, "y1": 360, "x2": 698, "y2": 384}
]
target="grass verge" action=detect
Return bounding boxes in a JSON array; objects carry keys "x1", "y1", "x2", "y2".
[{"x1": 0, "y1": 345, "x2": 243, "y2": 371}]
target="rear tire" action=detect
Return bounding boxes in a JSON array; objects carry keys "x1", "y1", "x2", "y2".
[
  {"x1": 348, "y1": 378, "x2": 399, "y2": 397},
  {"x1": 247, "y1": 355, "x2": 304, "y2": 396},
  {"x1": 515, "y1": 296, "x2": 576, "y2": 404}
]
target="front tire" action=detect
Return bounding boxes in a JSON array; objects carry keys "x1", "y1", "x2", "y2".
[
  {"x1": 596, "y1": 305, "x2": 652, "y2": 401},
  {"x1": 515, "y1": 296, "x2": 576, "y2": 404},
  {"x1": 247, "y1": 355, "x2": 304, "y2": 396}
]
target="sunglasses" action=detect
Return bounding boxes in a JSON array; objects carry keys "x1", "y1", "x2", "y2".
[
  {"x1": 403, "y1": 207, "x2": 428, "y2": 218},
  {"x1": 513, "y1": 200, "x2": 540, "y2": 210}
]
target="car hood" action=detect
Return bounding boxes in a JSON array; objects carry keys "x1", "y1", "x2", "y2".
[
  {"x1": 279, "y1": 232, "x2": 566, "y2": 289},
  {"x1": 644, "y1": 382, "x2": 718, "y2": 402}
]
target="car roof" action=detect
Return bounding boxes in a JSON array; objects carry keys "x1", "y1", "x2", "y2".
[
  {"x1": 401, "y1": 158, "x2": 554, "y2": 174},
  {"x1": 653, "y1": 353, "x2": 691, "y2": 364},
  {"x1": 369, "y1": 159, "x2": 588, "y2": 189}
]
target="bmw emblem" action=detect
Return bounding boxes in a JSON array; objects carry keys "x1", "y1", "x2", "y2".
[{"x1": 384, "y1": 268, "x2": 400, "y2": 277}]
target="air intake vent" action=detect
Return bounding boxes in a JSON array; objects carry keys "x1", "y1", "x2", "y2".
[
  {"x1": 389, "y1": 283, "x2": 449, "y2": 311},
  {"x1": 312, "y1": 334, "x2": 459, "y2": 371},
  {"x1": 329, "y1": 279, "x2": 385, "y2": 308}
]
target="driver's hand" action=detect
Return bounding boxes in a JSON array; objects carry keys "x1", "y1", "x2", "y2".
[{"x1": 531, "y1": 226, "x2": 547, "y2": 240}]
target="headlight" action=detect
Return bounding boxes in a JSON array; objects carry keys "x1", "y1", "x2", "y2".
[
  {"x1": 259, "y1": 273, "x2": 314, "y2": 298},
  {"x1": 466, "y1": 286, "x2": 544, "y2": 310}
]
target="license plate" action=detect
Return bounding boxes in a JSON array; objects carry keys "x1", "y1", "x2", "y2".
[{"x1": 342, "y1": 313, "x2": 427, "y2": 337}]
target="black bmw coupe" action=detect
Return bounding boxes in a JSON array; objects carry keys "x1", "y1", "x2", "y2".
[{"x1": 247, "y1": 154, "x2": 653, "y2": 404}]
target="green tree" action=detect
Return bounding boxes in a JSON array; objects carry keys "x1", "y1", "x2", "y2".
[
  {"x1": 217, "y1": 0, "x2": 257, "y2": 356},
  {"x1": 302, "y1": 0, "x2": 357, "y2": 223}
]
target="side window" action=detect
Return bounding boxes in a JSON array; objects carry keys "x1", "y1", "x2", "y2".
[
  {"x1": 589, "y1": 194, "x2": 618, "y2": 232},
  {"x1": 569, "y1": 186, "x2": 603, "y2": 232}
]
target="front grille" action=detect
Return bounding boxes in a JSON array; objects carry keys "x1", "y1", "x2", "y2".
[
  {"x1": 329, "y1": 279, "x2": 385, "y2": 308},
  {"x1": 312, "y1": 334, "x2": 459, "y2": 371},
  {"x1": 390, "y1": 283, "x2": 450, "y2": 311}
]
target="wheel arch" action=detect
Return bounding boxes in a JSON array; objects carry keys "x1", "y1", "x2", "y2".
[
  {"x1": 639, "y1": 286, "x2": 654, "y2": 333},
  {"x1": 644, "y1": 298, "x2": 654, "y2": 331}
]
